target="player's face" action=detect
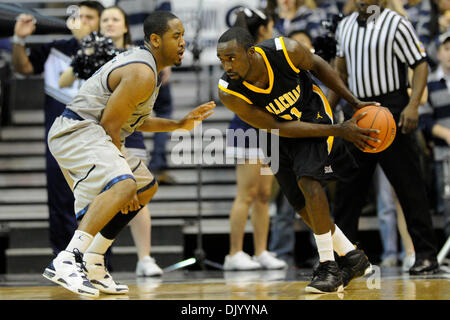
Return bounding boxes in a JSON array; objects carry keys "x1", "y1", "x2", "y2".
[
  {"x1": 217, "y1": 40, "x2": 251, "y2": 81},
  {"x1": 100, "y1": 8, "x2": 128, "y2": 44},
  {"x1": 161, "y1": 18, "x2": 186, "y2": 67}
]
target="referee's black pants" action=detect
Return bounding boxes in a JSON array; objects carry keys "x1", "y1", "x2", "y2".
[{"x1": 332, "y1": 91, "x2": 438, "y2": 260}]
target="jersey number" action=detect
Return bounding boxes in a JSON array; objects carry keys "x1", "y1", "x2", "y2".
[{"x1": 290, "y1": 107, "x2": 302, "y2": 119}]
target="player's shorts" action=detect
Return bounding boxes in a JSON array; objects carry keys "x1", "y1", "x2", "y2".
[
  {"x1": 263, "y1": 135, "x2": 358, "y2": 212},
  {"x1": 48, "y1": 108, "x2": 155, "y2": 219},
  {"x1": 226, "y1": 114, "x2": 267, "y2": 162}
]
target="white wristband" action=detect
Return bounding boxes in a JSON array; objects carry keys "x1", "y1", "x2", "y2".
[{"x1": 12, "y1": 35, "x2": 26, "y2": 46}]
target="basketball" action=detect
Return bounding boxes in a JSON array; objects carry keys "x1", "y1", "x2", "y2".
[{"x1": 352, "y1": 105, "x2": 396, "y2": 153}]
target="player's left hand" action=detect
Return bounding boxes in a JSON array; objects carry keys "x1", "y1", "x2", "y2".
[
  {"x1": 178, "y1": 101, "x2": 216, "y2": 131},
  {"x1": 398, "y1": 103, "x2": 419, "y2": 134}
]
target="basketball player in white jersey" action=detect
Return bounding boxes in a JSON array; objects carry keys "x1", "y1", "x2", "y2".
[{"x1": 42, "y1": 11, "x2": 215, "y2": 297}]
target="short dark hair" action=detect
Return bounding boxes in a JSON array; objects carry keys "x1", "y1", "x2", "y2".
[
  {"x1": 78, "y1": 1, "x2": 105, "y2": 17},
  {"x1": 218, "y1": 27, "x2": 254, "y2": 50},
  {"x1": 144, "y1": 11, "x2": 179, "y2": 40}
]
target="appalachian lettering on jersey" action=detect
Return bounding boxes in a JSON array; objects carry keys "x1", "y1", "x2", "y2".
[{"x1": 265, "y1": 84, "x2": 302, "y2": 120}]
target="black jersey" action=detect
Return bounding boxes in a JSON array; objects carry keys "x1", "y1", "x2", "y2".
[{"x1": 219, "y1": 37, "x2": 334, "y2": 126}]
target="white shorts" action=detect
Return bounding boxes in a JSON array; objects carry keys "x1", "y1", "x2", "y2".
[{"x1": 48, "y1": 116, "x2": 154, "y2": 219}]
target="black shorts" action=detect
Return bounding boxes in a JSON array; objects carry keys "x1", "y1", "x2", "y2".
[{"x1": 264, "y1": 135, "x2": 358, "y2": 212}]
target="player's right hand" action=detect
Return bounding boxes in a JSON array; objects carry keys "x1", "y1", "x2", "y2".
[
  {"x1": 178, "y1": 101, "x2": 216, "y2": 131},
  {"x1": 339, "y1": 112, "x2": 380, "y2": 152},
  {"x1": 14, "y1": 14, "x2": 36, "y2": 38},
  {"x1": 120, "y1": 194, "x2": 141, "y2": 214}
]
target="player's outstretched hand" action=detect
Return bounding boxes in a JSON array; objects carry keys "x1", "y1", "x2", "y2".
[
  {"x1": 178, "y1": 101, "x2": 216, "y2": 131},
  {"x1": 340, "y1": 112, "x2": 380, "y2": 152}
]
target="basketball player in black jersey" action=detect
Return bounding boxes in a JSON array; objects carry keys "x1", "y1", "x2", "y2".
[{"x1": 217, "y1": 27, "x2": 379, "y2": 293}]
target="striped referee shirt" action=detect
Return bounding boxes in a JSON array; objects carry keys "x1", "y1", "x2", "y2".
[{"x1": 335, "y1": 8, "x2": 427, "y2": 99}]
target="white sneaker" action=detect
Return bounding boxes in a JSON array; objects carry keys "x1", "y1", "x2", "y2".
[
  {"x1": 223, "y1": 251, "x2": 262, "y2": 271},
  {"x1": 84, "y1": 252, "x2": 129, "y2": 294},
  {"x1": 136, "y1": 256, "x2": 163, "y2": 277},
  {"x1": 402, "y1": 253, "x2": 415, "y2": 272},
  {"x1": 253, "y1": 251, "x2": 287, "y2": 270},
  {"x1": 43, "y1": 250, "x2": 99, "y2": 298}
]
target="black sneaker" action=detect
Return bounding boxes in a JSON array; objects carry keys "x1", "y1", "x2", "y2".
[
  {"x1": 338, "y1": 248, "x2": 373, "y2": 287},
  {"x1": 409, "y1": 258, "x2": 439, "y2": 275},
  {"x1": 305, "y1": 260, "x2": 344, "y2": 293}
]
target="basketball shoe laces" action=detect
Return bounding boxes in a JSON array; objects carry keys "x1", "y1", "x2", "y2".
[
  {"x1": 313, "y1": 261, "x2": 334, "y2": 280},
  {"x1": 72, "y1": 249, "x2": 90, "y2": 280}
]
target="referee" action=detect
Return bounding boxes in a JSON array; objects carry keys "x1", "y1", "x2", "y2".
[{"x1": 329, "y1": 0, "x2": 439, "y2": 275}]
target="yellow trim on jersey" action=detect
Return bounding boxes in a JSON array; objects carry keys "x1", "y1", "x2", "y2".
[
  {"x1": 312, "y1": 84, "x2": 334, "y2": 154},
  {"x1": 218, "y1": 84, "x2": 253, "y2": 105},
  {"x1": 279, "y1": 37, "x2": 300, "y2": 74},
  {"x1": 242, "y1": 47, "x2": 274, "y2": 94},
  {"x1": 312, "y1": 85, "x2": 333, "y2": 122}
]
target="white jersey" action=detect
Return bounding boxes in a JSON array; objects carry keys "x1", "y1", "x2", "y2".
[{"x1": 67, "y1": 46, "x2": 161, "y2": 141}]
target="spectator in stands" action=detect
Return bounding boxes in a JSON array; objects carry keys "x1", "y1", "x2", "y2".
[
  {"x1": 273, "y1": 0, "x2": 328, "y2": 40},
  {"x1": 402, "y1": 0, "x2": 432, "y2": 45},
  {"x1": 426, "y1": 0, "x2": 450, "y2": 68},
  {"x1": 374, "y1": 165, "x2": 416, "y2": 270},
  {"x1": 419, "y1": 30, "x2": 450, "y2": 241}
]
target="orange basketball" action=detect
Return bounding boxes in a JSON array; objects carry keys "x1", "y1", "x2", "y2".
[{"x1": 352, "y1": 105, "x2": 396, "y2": 153}]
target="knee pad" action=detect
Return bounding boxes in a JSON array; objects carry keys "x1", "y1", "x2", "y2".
[{"x1": 100, "y1": 207, "x2": 141, "y2": 240}]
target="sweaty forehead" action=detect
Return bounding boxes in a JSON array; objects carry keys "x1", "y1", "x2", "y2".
[{"x1": 217, "y1": 40, "x2": 242, "y2": 56}]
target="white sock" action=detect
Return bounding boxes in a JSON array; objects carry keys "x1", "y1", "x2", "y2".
[
  {"x1": 66, "y1": 230, "x2": 93, "y2": 254},
  {"x1": 314, "y1": 231, "x2": 334, "y2": 262},
  {"x1": 86, "y1": 233, "x2": 114, "y2": 255},
  {"x1": 332, "y1": 225, "x2": 355, "y2": 256}
]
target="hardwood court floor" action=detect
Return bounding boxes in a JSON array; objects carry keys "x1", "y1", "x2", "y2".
[{"x1": 0, "y1": 267, "x2": 449, "y2": 300}]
